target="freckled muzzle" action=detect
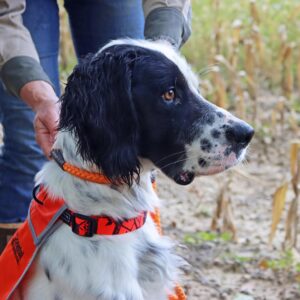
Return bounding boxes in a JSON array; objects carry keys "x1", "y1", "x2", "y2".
[{"x1": 176, "y1": 110, "x2": 255, "y2": 184}]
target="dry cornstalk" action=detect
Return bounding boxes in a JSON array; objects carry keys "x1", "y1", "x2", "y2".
[
  {"x1": 250, "y1": 0, "x2": 260, "y2": 25},
  {"x1": 271, "y1": 98, "x2": 286, "y2": 137},
  {"x1": 284, "y1": 141, "x2": 300, "y2": 248},
  {"x1": 211, "y1": 189, "x2": 223, "y2": 232},
  {"x1": 199, "y1": 79, "x2": 213, "y2": 98},
  {"x1": 211, "y1": 66, "x2": 228, "y2": 108},
  {"x1": 288, "y1": 109, "x2": 300, "y2": 134},
  {"x1": 271, "y1": 109, "x2": 277, "y2": 137},
  {"x1": 269, "y1": 182, "x2": 289, "y2": 246},
  {"x1": 245, "y1": 73, "x2": 257, "y2": 100},
  {"x1": 229, "y1": 19, "x2": 242, "y2": 69},
  {"x1": 251, "y1": 25, "x2": 265, "y2": 66},
  {"x1": 278, "y1": 25, "x2": 288, "y2": 70},
  {"x1": 212, "y1": 0, "x2": 220, "y2": 12},
  {"x1": 232, "y1": 19, "x2": 242, "y2": 46},
  {"x1": 277, "y1": 99, "x2": 286, "y2": 130},
  {"x1": 59, "y1": 6, "x2": 74, "y2": 70},
  {"x1": 229, "y1": 45, "x2": 239, "y2": 72},
  {"x1": 297, "y1": 52, "x2": 300, "y2": 92},
  {"x1": 214, "y1": 54, "x2": 236, "y2": 87},
  {"x1": 213, "y1": 22, "x2": 222, "y2": 55},
  {"x1": 290, "y1": 141, "x2": 300, "y2": 179},
  {"x1": 284, "y1": 191, "x2": 299, "y2": 249},
  {"x1": 244, "y1": 39, "x2": 255, "y2": 80},
  {"x1": 211, "y1": 185, "x2": 237, "y2": 241},
  {"x1": 281, "y1": 44, "x2": 294, "y2": 100},
  {"x1": 288, "y1": 4, "x2": 300, "y2": 21},
  {"x1": 214, "y1": 55, "x2": 235, "y2": 74},
  {"x1": 244, "y1": 39, "x2": 258, "y2": 123},
  {"x1": 214, "y1": 55, "x2": 246, "y2": 118},
  {"x1": 235, "y1": 79, "x2": 246, "y2": 120},
  {"x1": 278, "y1": 24, "x2": 288, "y2": 45},
  {"x1": 244, "y1": 73, "x2": 258, "y2": 123}
]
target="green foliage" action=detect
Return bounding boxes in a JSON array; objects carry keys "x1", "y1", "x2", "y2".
[
  {"x1": 183, "y1": 231, "x2": 232, "y2": 244},
  {"x1": 264, "y1": 249, "x2": 295, "y2": 270},
  {"x1": 232, "y1": 255, "x2": 254, "y2": 264},
  {"x1": 292, "y1": 99, "x2": 300, "y2": 114}
]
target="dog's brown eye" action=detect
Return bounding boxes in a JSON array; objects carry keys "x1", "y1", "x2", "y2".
[{"x1": 162, "y1": 89, "x2": 175, "y2": 101}]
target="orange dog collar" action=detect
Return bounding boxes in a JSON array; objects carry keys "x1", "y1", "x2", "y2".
[
  {"x1": 32, "y1": 185, "x2": 147, "y2": 238},
  {"x1": 60, "y1": 209, "x2": 147, "y2": 237}
]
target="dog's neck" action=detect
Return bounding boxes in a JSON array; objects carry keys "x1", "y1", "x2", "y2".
[{"x1": 35, "y1": 131, "x2": 159, "y2": 219}]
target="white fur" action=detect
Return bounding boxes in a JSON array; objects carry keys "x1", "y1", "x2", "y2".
[
  {"x1": 99, "y1": 39, "x2": 200, "y2": 95},
  {"x1": 11, "y1": 39, "x2": 251, "y2": 300},
  {"x1": 11, "y1": 39, "x2": 190, "y2": 300},
  {"x1": 13, "y1": 131, "x2": 181, "y2": 300}
]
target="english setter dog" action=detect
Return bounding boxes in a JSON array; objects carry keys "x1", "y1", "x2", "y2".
[{"x1": 12, "y1": 39, "x2": 253, "y2": 299}]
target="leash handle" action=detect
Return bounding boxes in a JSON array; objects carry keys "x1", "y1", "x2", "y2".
[
  {"x1": 32, "y1": 184, "x2": 44, "y2": 205},
  {"x1": 50, "y1": 149, "x2": 66, "y2": 170}
]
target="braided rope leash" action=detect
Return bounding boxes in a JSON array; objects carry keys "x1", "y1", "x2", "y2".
[
  {"x1": 51, "y1": 149, "x2": 112, "y2": 184},
  {"x1": 63, "y1": 163, "x2": 111, "y2": 184}
]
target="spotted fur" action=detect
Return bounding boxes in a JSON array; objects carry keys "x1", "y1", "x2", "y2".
[{"x1": 12, "y1": 39, "x2": 253, "y2": 300}]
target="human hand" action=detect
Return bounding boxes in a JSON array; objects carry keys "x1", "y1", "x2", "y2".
[{"x1": 20, "y1": 81, "x2": 59, "y2": 158}]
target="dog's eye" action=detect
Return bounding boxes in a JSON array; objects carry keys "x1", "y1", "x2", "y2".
[{"x1": 162, "y1": 88, "x2": 175, "y2": 102}]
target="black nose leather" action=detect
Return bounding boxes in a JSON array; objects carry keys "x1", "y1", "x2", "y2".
[{"x1": 225, "y1": 122, "x2": 254, "y2": 146}]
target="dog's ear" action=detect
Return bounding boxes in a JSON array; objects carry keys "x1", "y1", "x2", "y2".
[{"x1": 59, "y1": 50, "x2": 140, "y2": 186}]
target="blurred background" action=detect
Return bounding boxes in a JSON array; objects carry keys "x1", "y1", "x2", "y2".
[{"x1": 47, "y1": 0, "x2": 300, "y2": 299}]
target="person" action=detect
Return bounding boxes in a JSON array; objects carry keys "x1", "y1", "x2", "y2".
[{"x1": 0, "y1": 0, "x2": 191, "y2": 245}]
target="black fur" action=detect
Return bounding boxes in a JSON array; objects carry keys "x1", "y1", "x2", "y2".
[
  {"x1": 59, "y1": 44, "x2": 223, "y2": 185},
  {"x1": 59, "y1": 48, "x2": 140, "y2": 185}
]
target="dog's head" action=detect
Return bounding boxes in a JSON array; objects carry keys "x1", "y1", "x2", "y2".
[{"x1": 60, "y1": 40, "x2": 254, "y2": 186}]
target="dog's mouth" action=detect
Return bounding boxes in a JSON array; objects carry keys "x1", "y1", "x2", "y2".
[
  {"x1": 173, "y1": 171, "x2": 195, "y2": 185},
  {"x1": 171, "y1": 148, "x2": 247, "y2": 184}
]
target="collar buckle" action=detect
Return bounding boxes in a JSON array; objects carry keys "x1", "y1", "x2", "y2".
[{"x1": 71, "y1": 213, "x2": 97, "y2": 237}]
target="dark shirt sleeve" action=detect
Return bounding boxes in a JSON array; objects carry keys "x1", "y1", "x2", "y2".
[
  {"x1": 0, "y1": 0, "x2": 51, "y2": 96},
  {"x1": 143, "y1": 0, "x2": 191, "y2": 49}
]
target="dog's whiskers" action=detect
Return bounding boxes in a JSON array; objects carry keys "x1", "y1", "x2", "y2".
[
  {"x1": 154, "y1": 150, "x2": 188, "y2": 165},
  {"x1": 197, "y1": 64, "x2": 219, "y2": 77},
  {"x1": 159, "y1": 153, "x2": 200, "y2": 170}
]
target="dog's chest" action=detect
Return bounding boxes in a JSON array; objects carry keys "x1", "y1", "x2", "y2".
[
  {"x1": 26, "y1": 218, "x2": 174, "y2": 300},
  {"x1": 39, "y1": 225, "x2": 142, "y2": 295}
]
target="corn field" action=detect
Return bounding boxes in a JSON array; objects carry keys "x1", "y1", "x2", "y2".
[{"x1": 58, "y1": 1, "x2": 300, "y2": 299}]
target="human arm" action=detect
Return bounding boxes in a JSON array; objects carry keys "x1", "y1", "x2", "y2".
[
  {"x1": 19, "y1": 81, "x2": 59, "y2": 158},
  {"x1": 143, "y1": 0, "x2": 191, "y2": 49},
  {"x1": 0, "y1": 0, "x2": 58, "y2": 157}
]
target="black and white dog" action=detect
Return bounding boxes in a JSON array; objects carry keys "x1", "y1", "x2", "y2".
[{"x1": 15, "y1": 40, "x2": 253, "y2": 299}]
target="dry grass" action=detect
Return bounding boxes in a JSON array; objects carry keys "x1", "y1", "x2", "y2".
[{"x1": 182, "y1": 0, "x2": 300, "y2": 123}]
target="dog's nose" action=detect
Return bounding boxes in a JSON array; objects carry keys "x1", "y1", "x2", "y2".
[{"x1": 225, "y1": 122, "x2": 254, "y2": 146}]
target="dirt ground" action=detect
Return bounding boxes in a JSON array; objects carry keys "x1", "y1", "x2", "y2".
[
  {"x1": 158, "y1": 94, "x2": 300, "y2": 300},
  {"x1": 1, "y1": 93, "x2": 300, "y2": 300}
]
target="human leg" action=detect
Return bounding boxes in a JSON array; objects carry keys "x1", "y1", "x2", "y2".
[
  {"x1": 0, "y1": 0, "x2": 60, "y2": 222},
  {"x1": 64, "y1": 0, "x2": 144, "y2": 58}
]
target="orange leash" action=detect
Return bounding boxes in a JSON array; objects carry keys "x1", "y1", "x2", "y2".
[
  {"x1": 51, "y1": 149, "x2": 187, "y2": 299},
  {"x1": 63, "y1": 162, "x2": 111, "y2": 184},
  {"x1": 51, "y1": 149, "x2": 112, "y2": 184}
]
